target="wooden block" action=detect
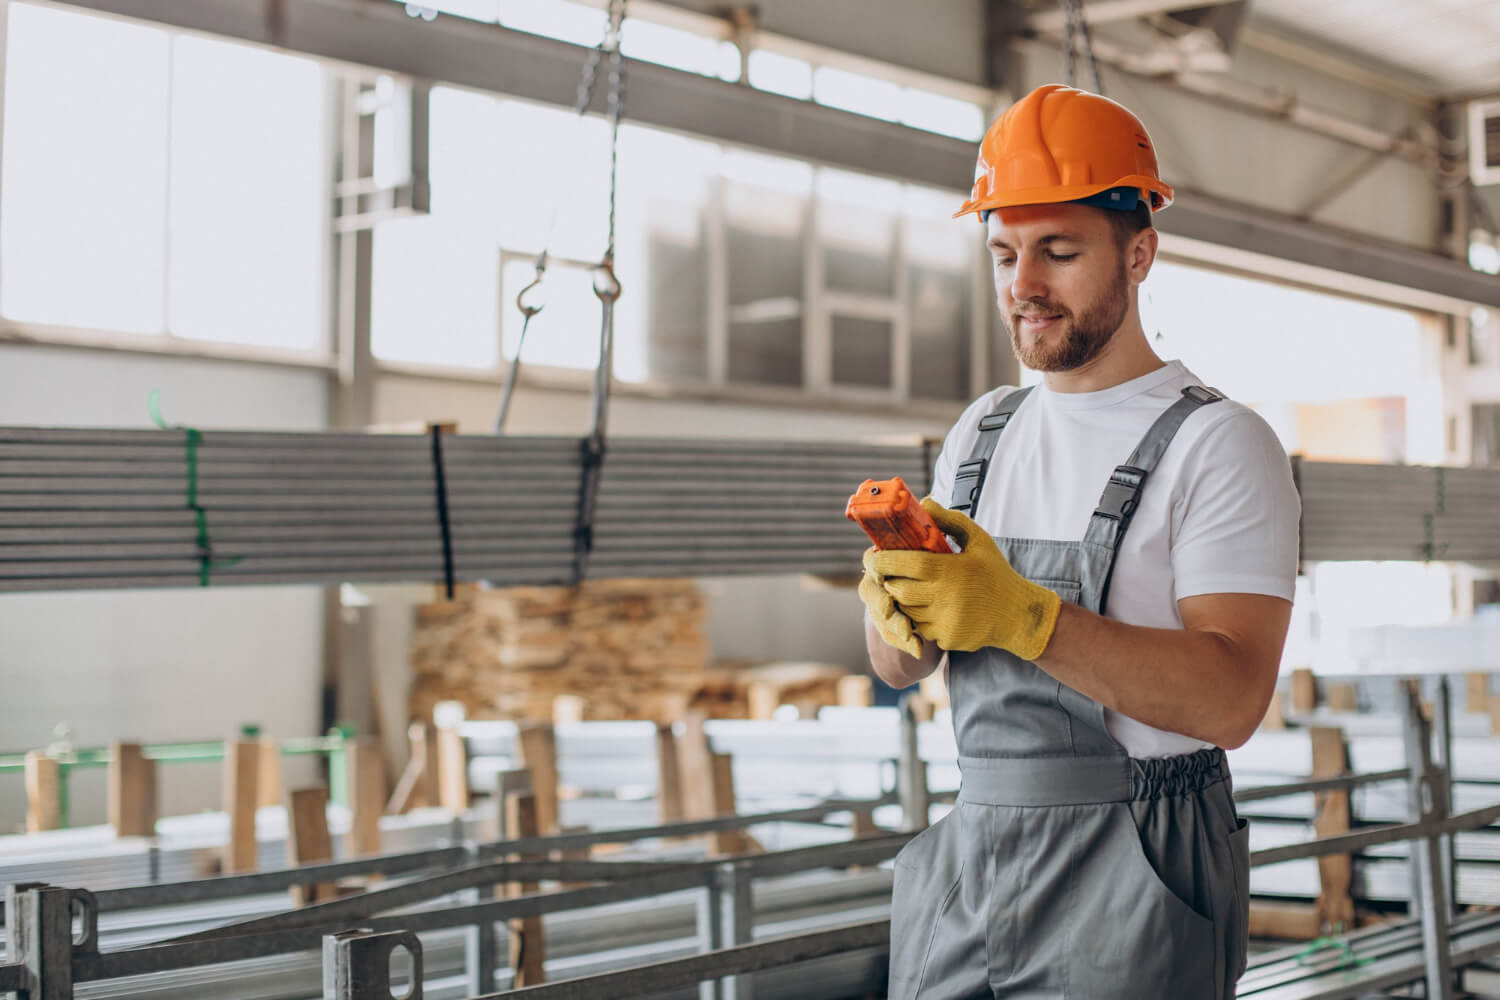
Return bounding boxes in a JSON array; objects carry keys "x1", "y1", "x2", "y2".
[
  {"x1": 1466, "y1": 672, "x2": 1491, "y2": 714},
  {"x1": 747, "y1": 681, "x2": 779, "y2": 721},
  {"x1": 1308, "y1": 726, "x2": 1354, "y2": 930},
  {"x1": 257, "y1": 741, "x2": 283, "y2": 810},
  {"x1": 286, "y1": 787, "x2": 337, "y2": 905},
  {"x1": 1290, "y1": 668, "x2": 1317, "y2": 712},
  {"x1": 223, "y1": 740, "x2": 261, "y2": 873},
  {"x1": 108, "y1": 742, "x2": 157, "y2": 838},
  {"x1": 837, "y1": 675, "x2": 873, "y2": 708},
  {"x1": 552, "y1": 695, "x2": 585, "y2": 726},
  {"x1": 1248, "y1": 901, "x2": 1323, "y2": 940},
  {"x1": 654, "y1": 724, "x2": 684, "y2": 826},
  {"x1": 1326, "y1": 684, "x2": 1357, "y2": 712},
  {"x1": 849, "y1": 809, "x2": 879, "y2": 839},
  {"x1": 504, "y1": 791, "x2": 547, "y2": 987},
  {"x1": 1261, "y1": 691, "x2": 1287, "y2": 730},
  {"x1": 677, "y1": 714, "x2": 716, "y2": 821},
  {"x1": 516, "y1": 723, "x2": 560, "y2": 834},
  {"x1": 436, "y1": 725, "x2": 469, "y2": 813},
  {"x1": 387, "y1": 722, "x2": 439, "y2": 814},
  {"x1": 348, "y1": 738, "x2": 385, "y2": 857},
  {"x1": 24, "y1": 751, "x2": 60, "y2": 833}
]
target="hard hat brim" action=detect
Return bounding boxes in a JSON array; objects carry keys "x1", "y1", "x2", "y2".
[{"x1": 954, "y1": 175, "x2": 1174, "y2": 219}]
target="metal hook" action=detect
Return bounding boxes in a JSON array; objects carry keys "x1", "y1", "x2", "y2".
[
  {"x1": 516, "y1": 254, "x2": 548, "y2": 318},
  {"x1": 592, "y1": 256, "x2": 623, "y2": 304}
]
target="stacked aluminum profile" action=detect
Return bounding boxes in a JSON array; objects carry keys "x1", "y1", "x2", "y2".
[
  {"x1": 3, "y1": 424, "x2": 1498, "y2": 593},
  {"x1": 0, "y1": 427, "x2": 927, "y2": 592}
]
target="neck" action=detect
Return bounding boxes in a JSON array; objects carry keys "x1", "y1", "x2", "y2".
[{"x1": 1041, "y1": 315, "x2": 1164, "y2": 394}]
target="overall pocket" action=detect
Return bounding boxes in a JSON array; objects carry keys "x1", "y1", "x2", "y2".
[{"x1": 888, "y1": 813, "x2": 965, "y2": 1000}]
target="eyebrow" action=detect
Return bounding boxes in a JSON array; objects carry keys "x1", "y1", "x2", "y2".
[{"x1": 986, "y1": 233, "x2": 1085, "y2": 251}]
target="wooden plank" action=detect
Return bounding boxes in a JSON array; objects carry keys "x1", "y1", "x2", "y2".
[
  {"x1": 257, "y1": 740, "x2": 283, "y2": 810},
  {"x1": 552, "y1": 695, "x2": 585, "y2": 726},
  {"x1": 437, "y1": 725, "x2": 469, "y2": 813},
  {"x1": 1308, "y1": 726, "x2": 1354, "y2": 931},
  {"x1": 710, "y1": 752, "x2": 753, "y2": 856},
  {"x1": 222, "y1": 740, "x2": 261, "y2": 873},
  {"x1": 387, "y1": 722, "x2": 437, "y2": 814},
  {"x1": 286, "y1": 787, "x2": 337, "y2": 905},
  {"x1": 1467, "y1": 672, "x2": 1491, "y2": 714},
  {"x1": 505, "y1": 791, "x2": 547, "y2": 987},
  {"x1": 654, "y1": 723, "x2": 684, "y2": 826},
  {"x1": 348, "y1": 738, "x2": 385, "y2": 857},
  {"x1": 108, "y1": 742, "x2": 156, "y2": 838},
  {"x1": 836, "y1": 675, "x2": 873, "y2": 708},
  {"x1": 1326, "y1": 683, "x2": 1357, "y2": 712},
  {"x1": 24, "y1": 751, "x2": 60, "y2": 832},
  {"x1": 516, "y1": 722, "x2": 560, "y2": 834},
  {"x1": 1290, "y1": 668, "x2": 1318, "y2": 712}
]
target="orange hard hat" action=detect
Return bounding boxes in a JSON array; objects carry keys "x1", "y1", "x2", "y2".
[{"x1": 954, "y1": 84, "x2": 1174, "y2": 220}]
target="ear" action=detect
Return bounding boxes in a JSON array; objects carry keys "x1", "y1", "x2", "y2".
[{"x1": 1127, "y1": 227, "x2": 1159, "y2": 285}]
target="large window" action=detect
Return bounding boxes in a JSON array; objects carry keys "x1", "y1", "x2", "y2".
[
  {"x1": 0, "y1": 3, "x2": 329, "y2": 352},
  {"x1": 370, "y1": 87, "x2": 985, "y2": 404}
]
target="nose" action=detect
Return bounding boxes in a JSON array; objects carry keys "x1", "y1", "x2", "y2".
[{"x1": 1010, "y1": 255, "x2": 1047, "y2": 303}]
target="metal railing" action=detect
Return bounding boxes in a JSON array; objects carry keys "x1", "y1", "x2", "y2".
[{"x1": 6, "y1": 690, "x2": 1500, "y2": 1000}]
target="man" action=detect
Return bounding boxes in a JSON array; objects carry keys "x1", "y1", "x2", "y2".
[{"x1": 861, "y1": 84, "x2": 1299, "y2": 999}]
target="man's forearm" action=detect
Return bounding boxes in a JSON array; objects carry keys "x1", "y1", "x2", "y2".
[
  {"x1": 1033, "y1": 601, "x2": 1284, "y2": 749},
  {"x1": 865, "y1": 613, "x2": 943, "y2": 689}
]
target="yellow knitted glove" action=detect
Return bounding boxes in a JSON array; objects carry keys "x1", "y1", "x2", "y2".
[
  {"x1": 858, "y1": 547, "x2": 924, "y2": 658},
  {"x1": 869, "y1": 498, "x2": 1062, "y2": 659}
]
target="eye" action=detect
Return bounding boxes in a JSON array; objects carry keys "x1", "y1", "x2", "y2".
[
  {"x1": 992, "y1": 255, "x2": 1015, "y2": 268},
  {"x1": 1047, "y1": 252, "x2": 1078, "y2": 262}
]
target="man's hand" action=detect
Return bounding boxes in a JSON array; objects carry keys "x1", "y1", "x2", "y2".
[
  {"x1": 869, "y1": 498, "x2": 1061, "y2": 660},
  {"x1": 858, "y1": 547, "x2": 923, "y2": 658}
]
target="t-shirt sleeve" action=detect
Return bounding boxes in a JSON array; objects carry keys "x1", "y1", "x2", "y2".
[{"x1": 1170, "y1": 408, "x2": 1300, "y2": 601}]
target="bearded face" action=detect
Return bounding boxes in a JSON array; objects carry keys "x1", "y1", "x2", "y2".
[{"x1": 1003, "y1": 259, "x2": 1130, "y2": 372}]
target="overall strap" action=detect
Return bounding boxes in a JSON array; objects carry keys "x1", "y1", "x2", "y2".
[
  {"x1": 1084, "y1": 384, "x2": 1226, "y2": 614},
  {"x1": 949, "y1": 386, "x2": 1035, "y2": 515}
]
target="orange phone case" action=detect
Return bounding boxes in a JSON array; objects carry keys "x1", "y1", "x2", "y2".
[{"x1": 845, "y1": 477, "x2": 950, "y2": 553}]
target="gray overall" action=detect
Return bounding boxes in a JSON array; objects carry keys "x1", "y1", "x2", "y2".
[{"x1": 888, "y1": 384, "x2": 1251, "y2": 1000}]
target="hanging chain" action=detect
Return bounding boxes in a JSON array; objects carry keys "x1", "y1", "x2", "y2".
[
  {"x1": 1059, "y1": 0, "x2": 1103, "y2": 95},
  {"x1": 497, "y1": 0, "x2": 627, "y2": 432}
]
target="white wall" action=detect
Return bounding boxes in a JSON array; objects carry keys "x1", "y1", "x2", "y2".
[{"x1": 0, "y1": 345, "x2": 330, "y2": 831}]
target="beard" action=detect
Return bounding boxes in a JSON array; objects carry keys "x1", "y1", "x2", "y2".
[{"x1": 1005, "y1": 263, "x2": 1130, "y2": 372}]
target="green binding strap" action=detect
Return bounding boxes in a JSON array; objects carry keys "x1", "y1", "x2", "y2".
[
  {"x1": 148, "y1": 391, "x2": 242, "y2": 586},
  {"x1": 1291, "y1": 924, "x2": 1372, "y2": 971}
]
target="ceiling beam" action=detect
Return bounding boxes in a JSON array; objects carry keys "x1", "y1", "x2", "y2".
[
  {"x1": 1026, "y1": 0, "x2": 1242, "y2": 33},
  {"x1": 48, "y1": 0, "x2": 1500, "y2": 312}
]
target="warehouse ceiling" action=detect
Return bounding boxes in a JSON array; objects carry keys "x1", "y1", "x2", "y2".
[{"x1": 1021, "y1": 0, "x2": 1500, "y2": 99}]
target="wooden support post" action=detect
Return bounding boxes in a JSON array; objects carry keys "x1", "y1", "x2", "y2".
[
  {"x1": 108, "y1": 742, "x2": 157, "y2": 838},
  {"x1": 906, "y1": 693, "x2": 935, "y2": 725},
  {"x1": 654, "y1": 723, "x2": 684, "y2": 826},
  {"x1": 516, "y1": 722, "x2": 560, "y2": 835},
  {"x1": 1291, "y1": 668, "x2": 1318, "y2": 712},
  {"x1": 437, "y1": 725, "x2": 469, "y2": 814},
  {"x1": 286, "y1": 787, "x2": 337, "y2": 905},
  {"x1": 710, "y1": 752, "x2": 753, "y2": 856},
  {"x1": 837, "y1": 675, "x2": 873, "y2": 708},
  {"x1": 554, "y1": 824, "x2": 592, "y2": 889},
  {"x1": 849, "y1": 808, "x2": 879, "y2": 839},
  {"x1": 348, "y1": 738, "x2": 385, "y2": 857},
  {"x1": 24, "y1": 751, "x2": 60, "y2": 833},
  {"x1": 504, "y1": 791, "x2": 547, "y2": 987},
  {"x1": 223, "y1": 740, "x2": 261, "y2": 873},
  {"x1": 257, "y1": 740, "x2": 282, "y2": 810},
  {"x1": 1465, "y1": 672, "x2": 1491, "y2": 714},
  {"x1": 1326, "y1": 684, "x2": 1357, "y2": 712},
  {"x1": 1309, "y1": 726, "x2": 1355, "y2": 931}
]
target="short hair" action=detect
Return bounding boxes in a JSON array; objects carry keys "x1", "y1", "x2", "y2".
[{"x1": 1104, "y1": 201, "x2": 1153, "y2": 249}]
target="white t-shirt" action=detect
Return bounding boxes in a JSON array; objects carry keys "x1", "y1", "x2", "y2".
[{"x1": 929, "y1": 359, "x2": 1301, "y2": 758}]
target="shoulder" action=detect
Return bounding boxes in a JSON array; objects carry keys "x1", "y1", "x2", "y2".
[{"x1": 942, "y1": 383, "x2": 1029, "y2": 450}]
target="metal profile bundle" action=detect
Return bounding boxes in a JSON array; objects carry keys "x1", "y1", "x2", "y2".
[
  {"x1": 0, "y1": 428, "x2": 927, "y2": 593},
  {"x1": 4, "y1": 424, "x2": 1500, "y2": 594}
]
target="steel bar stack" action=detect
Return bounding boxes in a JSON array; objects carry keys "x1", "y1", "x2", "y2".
[{"x1": 4, "y1": 424, "x2": 1500, "y2": 594}]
